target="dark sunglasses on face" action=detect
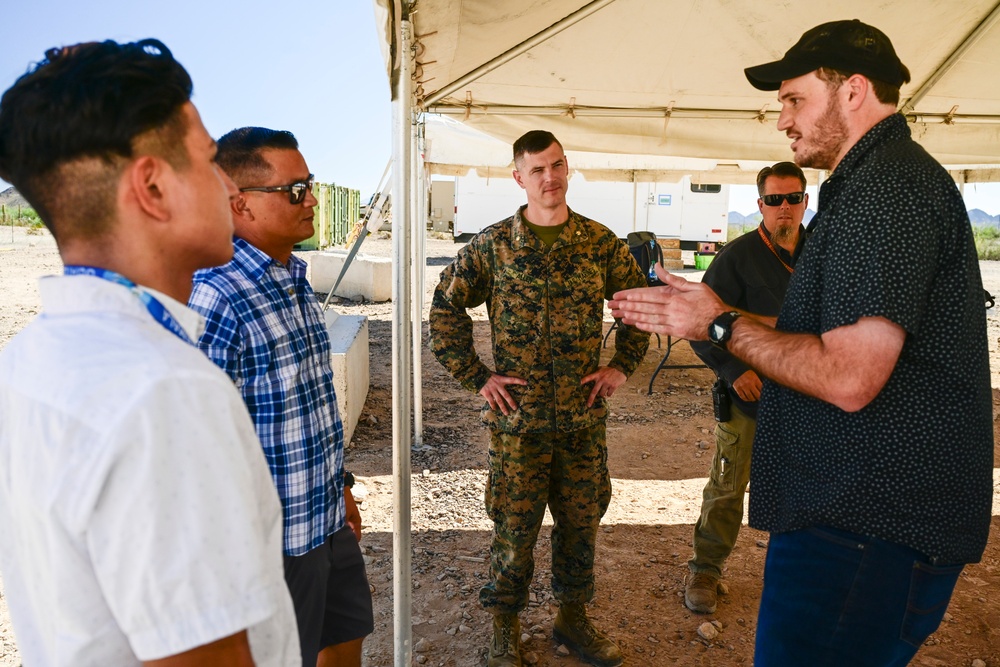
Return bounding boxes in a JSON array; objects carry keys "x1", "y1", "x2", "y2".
[
  {"x1": 761, "y1": 192, "x2": 805, "y2": 206},
  {"x1": 240, "y1": 174, "x2": 315, "y2": 205}
]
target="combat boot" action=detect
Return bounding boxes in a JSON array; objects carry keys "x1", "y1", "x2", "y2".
[
  {"x1": 487, "y1": 613, "x2": 522, "y2": 667},
  {"x1": 684, "y1": 572, "x2": 719, "y2": 614},
  {"x1": 553, "y1": 603, "x2": 623, "y2": 667}
]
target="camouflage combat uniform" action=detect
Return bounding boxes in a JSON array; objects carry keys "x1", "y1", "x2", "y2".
[{"x1": 429, "y1": 206, "x2": 649, "y2": 614}]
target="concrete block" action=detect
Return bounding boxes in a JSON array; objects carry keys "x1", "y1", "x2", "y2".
[
  {"x1": 306, "y1": 250, "x2": 393, "y2": 302},
  {"x1": 326, "y1": 311, "x2": 369, "y2": 446}
]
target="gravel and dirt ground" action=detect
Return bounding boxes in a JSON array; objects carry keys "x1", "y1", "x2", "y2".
[{"x1": 0, "y1": 227, "x2": 998, "y2": 666}]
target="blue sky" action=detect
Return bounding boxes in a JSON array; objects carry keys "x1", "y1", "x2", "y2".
[
  {"x1": 3, "y1": 1, "x2": 1000, "y2": 216},
  {"x1": 0, "y1": 0, "x2": 392, "y2": 198}
]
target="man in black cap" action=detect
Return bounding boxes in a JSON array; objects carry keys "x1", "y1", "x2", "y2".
[{"x1": 610, "y1": 19, "x2": 992, "y2": 666}]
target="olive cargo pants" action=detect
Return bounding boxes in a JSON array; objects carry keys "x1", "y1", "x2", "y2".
[{"x1": 690, "y1": 404, "x2": 756, "y2": 578}]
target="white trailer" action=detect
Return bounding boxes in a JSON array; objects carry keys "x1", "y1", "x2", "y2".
[{"x1": 446, "y1": 173, "x2": 729, "y2": 249}]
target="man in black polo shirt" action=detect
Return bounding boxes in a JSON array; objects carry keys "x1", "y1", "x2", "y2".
[
  {"x1": 610, "y1": 20, "x2": 992, "y2": 666},
  {"x1": 684, "y1": 161, "x2": 807, "y2": 614}
]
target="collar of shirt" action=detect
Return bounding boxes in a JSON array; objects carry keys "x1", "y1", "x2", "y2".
[
  {"x1": 230, "y1": 236, "x2": 308, "y2": 284},
  {"x1": 40, "y1": 274, "x2": 206, "y2": 341},
  {"x1": 510, "y1": 205, "x2": 590, "y2": 252},
  {"x1": 833, "y1": 113, "x2": 909, "y2": 179}
]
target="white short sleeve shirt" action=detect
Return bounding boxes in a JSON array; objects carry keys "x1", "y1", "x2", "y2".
[{"x1": 0, "y1": 275, "x2": 299, "y2": 665}]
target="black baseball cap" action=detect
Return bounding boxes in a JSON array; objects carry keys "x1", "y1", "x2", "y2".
[{"x1": 745, "y1": 19, "x2": 910, "y2": 91}]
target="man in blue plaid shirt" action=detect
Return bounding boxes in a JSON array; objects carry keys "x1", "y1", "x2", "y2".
[{"x1": 189, "y1": 127, "x2": 373, "y2": 667}]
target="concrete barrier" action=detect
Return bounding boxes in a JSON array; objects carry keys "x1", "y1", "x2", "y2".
[
  {"x1": 325, "y1": 310, "x2": 369, "y2": 446},
  {"x1": 307, "y1": 250, "x2": 392, "y2": 302}
]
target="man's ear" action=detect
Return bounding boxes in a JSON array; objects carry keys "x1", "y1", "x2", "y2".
[
  {"x1": 844, "y1": 74, "x2": 869, "y2": 110},
  {"x1": 126, "y1": 155, "x2": 171, "y2": 222},
  {"x1": 232, "y1": 195, "x2": 253, "y2": 220},
  {"x1": 512, "y1": 168, "x2": 526, "y2": 190}
]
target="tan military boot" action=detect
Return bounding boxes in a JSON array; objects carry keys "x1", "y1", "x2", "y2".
[
  {"x1": 684, "y1": 572, "x2": 719, "y2": 614},
  {"x1": 553, "y1": 603, "x2": 623, "y2": 667},
  {"x1": 487, "y1": 613, "x2": 522, "y2": 667}
]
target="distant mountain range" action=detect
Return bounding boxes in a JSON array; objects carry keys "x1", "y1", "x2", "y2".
[
  {"x1": 5, "y1": 184, "x2": 1000, "y2": 228},
  {"x1": 730, "y1": 208, "x2": 1000, "y2": 227},
  {"x1": 0, "y1": 186, "x2": 29, "y2": 209},
  {"x1": 967, "y1": 208, "x2": 1000, "y2": 226}
]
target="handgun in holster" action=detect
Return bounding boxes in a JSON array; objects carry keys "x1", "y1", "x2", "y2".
[{"x1": 711, "y1": 377, "x2": 731, "y2": 423}]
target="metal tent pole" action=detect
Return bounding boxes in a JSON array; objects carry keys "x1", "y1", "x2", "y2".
[
  {"x1": 411, "y1": 112, "x2": 424, "y2": 450},
  {"x1": 391, "y1": 15, "x2": 414, "y2": 667}
]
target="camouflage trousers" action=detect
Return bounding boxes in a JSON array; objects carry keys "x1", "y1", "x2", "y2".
[{"x1": 480, "y1": 424, "x2": 612, "y2": 614}]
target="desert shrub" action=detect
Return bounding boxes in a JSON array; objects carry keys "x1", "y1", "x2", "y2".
[
  {"x1": 973, "y1": 225, "x2": 1000, "y2": 260},
  {"x1": 727, "y1": 223, "x2": 758, "y2": 241},
  {"x1": 0, "y1": 205, "x2": 40, "y2": 226}
]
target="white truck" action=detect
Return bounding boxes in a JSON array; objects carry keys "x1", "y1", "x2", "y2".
[{"x1": 441, "y1": 173, "x2": 729, "y2": 249}]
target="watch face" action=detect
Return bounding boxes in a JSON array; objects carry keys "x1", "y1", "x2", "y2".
[{"x1": 710, "y1": 323, "x2": 724, "y2": 342}]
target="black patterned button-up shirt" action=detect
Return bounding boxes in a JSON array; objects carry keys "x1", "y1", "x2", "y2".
[{"x1": 749, "y1": 114, "x2": 993, "y2": 565}]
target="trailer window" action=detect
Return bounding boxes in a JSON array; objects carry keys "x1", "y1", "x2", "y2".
[{"x1": 690, "y1": 184, "x2": 722, "y2": 194}]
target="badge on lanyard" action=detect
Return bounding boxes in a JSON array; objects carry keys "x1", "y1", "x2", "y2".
[{"x1": 63, "y1": 265, "x2": 192, "y2": 344}]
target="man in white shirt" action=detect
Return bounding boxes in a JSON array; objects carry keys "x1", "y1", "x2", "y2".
[{"x1": 0, "y1": 39, "x2": 299, "y2": 666}]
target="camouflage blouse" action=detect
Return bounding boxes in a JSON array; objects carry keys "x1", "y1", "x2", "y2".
[{"x1": 430, "y1": 206, "x2": 650, "y2": 434}]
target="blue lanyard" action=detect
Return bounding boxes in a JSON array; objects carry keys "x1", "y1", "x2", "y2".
[{"x1": 63, "y1": 265, "x2": 192, "y2": 344}]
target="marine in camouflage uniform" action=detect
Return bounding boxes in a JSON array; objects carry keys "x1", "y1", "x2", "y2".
[{"x1": 429, "y1": 130, "x2": 649, "y2": 667}]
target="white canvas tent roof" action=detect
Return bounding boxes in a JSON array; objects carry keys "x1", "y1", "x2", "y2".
[{"x1": 374, "y1": 0, "x2": 1000, "y2": 180}]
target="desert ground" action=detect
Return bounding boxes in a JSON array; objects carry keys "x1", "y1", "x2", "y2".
[{"x1": 0, "y1": 226, "x2": 998, "y2": 666}]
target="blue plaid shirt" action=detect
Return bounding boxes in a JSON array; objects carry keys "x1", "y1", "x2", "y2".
[{"x1": 189, "y1": 237, "x2": 345, "y2": 556}]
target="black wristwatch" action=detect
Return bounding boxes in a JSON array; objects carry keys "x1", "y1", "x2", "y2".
[
  {"x1": 708, "y1": 311, "x2": 742, "y2": 349},
  {"x1": 344, "y1": 471, "x2": 355, "y2": 488}
]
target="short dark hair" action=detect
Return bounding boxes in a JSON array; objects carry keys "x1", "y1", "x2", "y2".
[
  {"x1": 815, "y1": 66, "x2": 908, "y2": 107},
  {"x1": 512, "y1": 130, "x2": 563, "y2": 167},
  {"x1": 216, "y1": 127, "x2": 299, "y2": 187},
  {"x1": 756, "y1": 161, "x2": 807, "y2": 196},
  {"x1": 0, "y1": 39, "x2": 193, "y2": 242}
]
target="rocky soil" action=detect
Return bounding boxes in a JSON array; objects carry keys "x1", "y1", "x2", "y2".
[{"x1": 0, "y1": 229, "x2": 998, "y2": 666}]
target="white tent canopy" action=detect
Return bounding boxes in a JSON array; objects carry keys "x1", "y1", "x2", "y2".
[{"x1": 376, "y1": 0, "x2": 1000, "y2": 176}]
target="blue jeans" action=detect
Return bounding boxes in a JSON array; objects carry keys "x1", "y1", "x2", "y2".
[{"x1": 755, "y1": 525, "x2": 963, "y2": 667}]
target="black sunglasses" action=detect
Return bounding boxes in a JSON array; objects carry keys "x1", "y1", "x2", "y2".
[
  {"x1": 761, "y1": 192, "x2": 805, "y2": 206},
  {"x1": 240, "y1": 174, "x2": 315, "y2": 205}
]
